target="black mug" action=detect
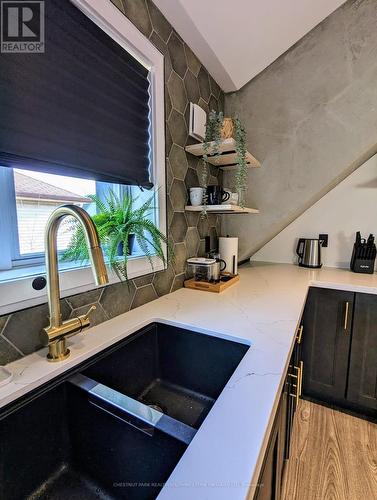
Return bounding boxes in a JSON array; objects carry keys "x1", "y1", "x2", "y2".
[{"x1": 206, "y1": 186, "x2": 230, "y2": 205}]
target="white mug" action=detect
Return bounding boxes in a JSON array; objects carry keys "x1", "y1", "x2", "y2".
[
  {"x1": 229, "y1": 192, "x2": 239, "y2": 205},
  {"x1": 189, "y1": 187, "x2": 204, "y2": 206},
  {"x1": 223, "y1": 188, "x2": 239, "y2": 205}
]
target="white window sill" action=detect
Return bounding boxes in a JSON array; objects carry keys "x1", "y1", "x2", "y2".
[{"x1": 0, "y1": 254, "x2": 165, "y2": 315}]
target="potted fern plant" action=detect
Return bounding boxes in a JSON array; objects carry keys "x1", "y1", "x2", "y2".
[{"x1": 62, "y1": 189, "x2": 172, "y2": 281}]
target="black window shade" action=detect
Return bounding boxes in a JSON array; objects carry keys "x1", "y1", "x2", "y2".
[{"x1": 0, "y1": 0, "x2": 153, "y2": 188}]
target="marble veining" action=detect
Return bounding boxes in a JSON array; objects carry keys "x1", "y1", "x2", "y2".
[{"x1": 1, "y1": 262, "x2": 377, "y2": 500}]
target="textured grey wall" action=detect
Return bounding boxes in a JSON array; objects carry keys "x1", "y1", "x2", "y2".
[
  {"x1": 223, "y1": 0, "x2": 377, "y2": 261},
  {"x1": 0, "y1": 0, "x2": 224, "y2": 364}
]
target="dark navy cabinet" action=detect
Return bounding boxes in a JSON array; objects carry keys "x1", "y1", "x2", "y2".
[
  {"x1": 347, "y1": 293, "x2": 377, "y2": 412},
  {"x1": 301, "y1": 287, "x2": 377, "y2": 419},
  {"x1": 254, "y1": 393, "x2": 284, "y2": 500},
  {"x1": 301, "y1": 287, "x2": 354, "y2": 405}
]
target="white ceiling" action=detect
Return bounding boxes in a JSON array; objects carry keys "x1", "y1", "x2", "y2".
[{"x1": 153, "y1": 0, "x2": 346, "y2": 92}]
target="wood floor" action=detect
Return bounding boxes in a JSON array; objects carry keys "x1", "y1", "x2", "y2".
[{"x1": 282, "y1": 400, "x2": 377, "y2": 500}]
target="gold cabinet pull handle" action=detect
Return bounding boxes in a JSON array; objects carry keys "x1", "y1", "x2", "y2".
[
  {"x1": 289, "y1": 363, "x2": 303, "y2": 408},
  {"x1": 298, "y1": 361, "x2": 303, "y2": 397},
  {"x1": 296, "y1": 325, "x2": 303, "y2": 344},
  {"x1": 344, "y1": 302, "x2": 349, "y2": 330}
]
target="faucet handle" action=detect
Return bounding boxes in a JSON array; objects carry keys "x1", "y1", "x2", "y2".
[
  {"x1": 79, "y1": 305, "x2": 97, "y2": 331},
  {"x1": 83, "y1": 305, "x2": 96, "y2": 321}
]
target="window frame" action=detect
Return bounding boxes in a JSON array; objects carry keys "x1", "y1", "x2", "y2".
[{"x1": 0, "y1": 0, "x2": 166, "y2": 315}]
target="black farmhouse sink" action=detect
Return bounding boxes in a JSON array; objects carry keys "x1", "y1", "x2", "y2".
[{"x1": 0, "y1": 322, "x2": 249, "y2": 500}]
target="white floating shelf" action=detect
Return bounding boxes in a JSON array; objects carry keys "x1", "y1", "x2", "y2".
[
  {"x1": 185, "y1": 204, "x2": 259, "y2": 214},
  {"x1": 185, "y1": 138, "x2": 261, "y2": 169}
]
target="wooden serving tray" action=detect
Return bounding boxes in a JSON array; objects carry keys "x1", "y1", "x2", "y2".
[{"x1": 184, "y1": 274, "x2": 240, "y2": 293}]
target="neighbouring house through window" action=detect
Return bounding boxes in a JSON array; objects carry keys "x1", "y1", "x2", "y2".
[
  {"x1": 0, "y1": 167, "x2": 155, "y2": 279},
  {"x1": 14, "y1": 170, "x2": 94, "y2": 255}
]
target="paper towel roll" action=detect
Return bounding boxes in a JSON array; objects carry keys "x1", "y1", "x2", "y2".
[{"x1": 219, "y1": 237, "x2": 238, "y2": 275}]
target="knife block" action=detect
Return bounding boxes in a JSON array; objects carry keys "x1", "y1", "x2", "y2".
[
  {"x1": 350, "y1": 244, "x2": 376, "y2": 274},
  {"x1": 351, "y1": 258, "x2": 375, "y2": 274}
]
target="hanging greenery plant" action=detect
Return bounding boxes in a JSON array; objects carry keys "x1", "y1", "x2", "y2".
[
  {"x1": 201, "y1": 111, "x2": 248, "y2": 209},
  {"x1": 201, "y1": 110, "x2": 223, "y2": 215},
  {"x1": 233, "y1": 117, "x2": 248, "y2": 207}
]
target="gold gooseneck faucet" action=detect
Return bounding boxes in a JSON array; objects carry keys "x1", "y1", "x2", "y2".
[{"x1": 40, "y1": 205, "x2": 109, "y2": 362}]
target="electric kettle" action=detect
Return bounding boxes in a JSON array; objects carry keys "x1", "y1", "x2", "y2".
[{"x1": 296, "y1": 238, "x2": 322, "y2": 268}]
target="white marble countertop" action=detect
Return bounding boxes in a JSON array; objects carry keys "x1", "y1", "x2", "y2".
[{"x1": 1, "y1": 262, "x2": 377, "y2": 499}]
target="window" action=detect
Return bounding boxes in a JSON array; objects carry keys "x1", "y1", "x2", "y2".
[
  {"x1": 0, "y1": 0, "x2": 165, "y2": 315},
  {"x1": 0, "y1": 167, "x2": 154, "y2": 274}
]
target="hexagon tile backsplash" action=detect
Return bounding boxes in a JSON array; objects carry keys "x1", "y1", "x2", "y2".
[{"x1": 0, "y1": 0, "x2": 224, "y2": 364}]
